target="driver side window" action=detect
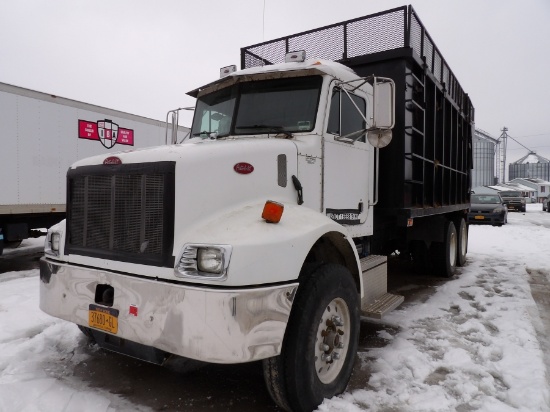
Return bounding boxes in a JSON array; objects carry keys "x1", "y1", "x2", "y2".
[{"x1": 327, "y1": 88, "x2": 366, "y2": 142}]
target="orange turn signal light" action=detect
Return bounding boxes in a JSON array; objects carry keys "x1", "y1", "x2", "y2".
[{"x1": 262, "y1": 200, "x2": 284, "y2": 224}]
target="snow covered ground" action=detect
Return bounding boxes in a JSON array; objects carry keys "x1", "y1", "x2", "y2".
[{"x1": 1, "y1": 204, "x2": 550, "y2": 411}]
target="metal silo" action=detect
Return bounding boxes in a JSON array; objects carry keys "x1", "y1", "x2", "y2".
[
  {"x1": 509, "y1": 152, "x2": 550, "y2": 181},
  {"x1": 472, "y1": 129, "x2": 497, "y2": 188}
]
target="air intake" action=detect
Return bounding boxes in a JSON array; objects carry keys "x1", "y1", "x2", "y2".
[{"x1": 66, "y1": 162, "x2": 175, "y2": 267}]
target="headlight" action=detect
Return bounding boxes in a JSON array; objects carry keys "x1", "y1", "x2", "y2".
[
  {"x1": 197, "y1": 248, "x2": 224, "y2": 274},
  {"x1": 492, "y1": 207, "x2": 504, "y2": 213},
  {"x1": 51, "y1": 233, "x2": 61, "y2": 252},
  {"x1": 45, "y1": 230, "x2": 62, "y2": 256},
  {"x1": 175, "y1": 244, "x2": 232, "y2": 280}
]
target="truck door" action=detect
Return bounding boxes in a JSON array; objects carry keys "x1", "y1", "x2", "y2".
[{"x1": 323, "y1": 85, "x2": 371, "y2": 227}]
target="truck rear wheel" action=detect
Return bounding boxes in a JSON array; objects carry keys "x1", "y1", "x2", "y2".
[
  {"x1": 431, "y1": 220, "x2": 457, "y2": 278},
  {"x1": 455, "y1": 218, "x2": 468, "y2": 267},
  {"x1": 262, "y1": 263, "x2": 360, "y2": 412}
]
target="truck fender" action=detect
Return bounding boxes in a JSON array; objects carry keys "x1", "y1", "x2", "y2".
[{"x1": 176, "y1": 202, "x2": 362, "y2": 289}]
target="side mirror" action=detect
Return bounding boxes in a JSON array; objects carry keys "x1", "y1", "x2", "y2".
[
  {"x1": 367, "y1": 77, "x2": 395, "y2": 148},
  {"x1": 372, "y1": 78, "x2": 395, "y2": 129}
]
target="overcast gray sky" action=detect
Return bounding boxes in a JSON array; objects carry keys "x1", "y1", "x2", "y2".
[{"x1": 1, "y1": 0, "x2": 549, "y2": 163}]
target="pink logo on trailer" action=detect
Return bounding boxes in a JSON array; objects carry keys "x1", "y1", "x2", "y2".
[{"x1": 78, "y1": 119, "x2": 134, "y2": 149}]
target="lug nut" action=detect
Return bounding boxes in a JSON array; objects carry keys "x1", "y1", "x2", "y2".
[
  {"x1": 332, "y1": 352, "x2": 341, "y2": 360},
  {"x1": 332, "y1": 315, "x2": 344, "y2": 327}
]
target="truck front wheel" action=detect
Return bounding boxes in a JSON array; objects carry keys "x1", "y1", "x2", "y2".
[{"x1": 263, "y1": 263, "x2": 360, "y2": 412}]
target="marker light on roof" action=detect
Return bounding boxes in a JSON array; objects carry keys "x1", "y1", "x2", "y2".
[
  {"x1": 220, "y1": 65, "x2": 237, "y2": 78},
  {"x1": 285, "y1": 50, "x2": 306, "y2": 63}
]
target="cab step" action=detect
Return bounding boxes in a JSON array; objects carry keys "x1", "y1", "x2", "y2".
[{"x1": 361, "y1": 293, "x2": 404, "y2": 319}]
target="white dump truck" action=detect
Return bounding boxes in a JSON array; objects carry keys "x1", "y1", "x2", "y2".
[
  {"x1": 40, "y1": 6, "x2": 473, "y2": 411},
  {"x1": 0, "y1": 81, "x2": 188, "y2": 255}
]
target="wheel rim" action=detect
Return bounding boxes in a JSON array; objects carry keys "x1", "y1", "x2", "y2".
[
  {"x1": 460, "y1": 222, "x2": 467, "y2": 256},
  {"x1": 314, "y1": 297, "x2": 351, "y2": 384},
  {"x1": 449, "y1": 229, "x2": 457, "y2": 268}
]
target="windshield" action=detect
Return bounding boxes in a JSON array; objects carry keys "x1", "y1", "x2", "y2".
[
  {"x1": 191, "y1": 86, "x2": 236, "y2": 138},
  {"x1": 500, "y1": 191, "x2": 521, "y2": 197},
  {"x1": 471, "y1": 195, "x2": 502, "y2": 204},
  {"x1": 190, "y1": 76, "x2": 322, "y2": 138}
]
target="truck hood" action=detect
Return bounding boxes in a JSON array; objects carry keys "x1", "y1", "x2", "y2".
[{"x1": 69, "y1": 137, "x2": 300, "y2": 257}]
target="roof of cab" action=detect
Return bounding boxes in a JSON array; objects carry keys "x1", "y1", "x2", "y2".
[{"x1": 186, "y1": 59, "x2": 362, "y2": 98}]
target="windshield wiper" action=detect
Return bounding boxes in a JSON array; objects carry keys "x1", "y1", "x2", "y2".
[
  {"x1": 237, "y1": 124, "x2": 293, "y2": 139},
  {"x1": 192, "y1": 131, "x2": 209, "y2": 137}
]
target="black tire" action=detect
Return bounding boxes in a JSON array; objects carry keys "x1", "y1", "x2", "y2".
[
  {"x1": 431, "y1": 220, "x2": 457, "y2": 278},
  {"x1": 263, "y1": 263, "x2": 360, "y2": 412},
  {"x1": 455, "y1": 218, "x2": 468, "y2": 267},
  {"x1": 263, "y1": 355, "x2": 292, "y2": 411}
]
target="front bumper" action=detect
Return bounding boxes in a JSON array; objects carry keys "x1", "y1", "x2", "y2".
[
  {"x1": 39, "y1": 258, "x2": 298, "y2": 364},
  {"x1": 503, "y1": 201, "x2": 524, "y2": 211},
  {"x1": 467, "y1": 211, "x2": 506, "y2": 226}
]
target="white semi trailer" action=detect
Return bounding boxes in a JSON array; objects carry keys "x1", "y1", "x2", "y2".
[
  {"x1": 40, "y1": 6, "x2": 473, "y2": 411},
  {"x1": 0, "y1": 81, "x2": 188, "y2": 255}
]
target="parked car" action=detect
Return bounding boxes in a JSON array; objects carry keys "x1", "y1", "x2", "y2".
[
  {"x1": 543, "y1": 195, "x2": 550, "y2": 212},
  {"x1": 499, "y1": 190, "x2": 526, "y2": 212},
  {"x1": 468, "y1": 194, "x2": 508, "y2": 226}
]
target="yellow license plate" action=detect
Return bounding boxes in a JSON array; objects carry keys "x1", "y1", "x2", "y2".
[
  {"x1": 474, "y1": 215, "x2": 485, "y2": 220},
  {"x1": 89, "y1": 304, "x2": 119, "y2": 334}
]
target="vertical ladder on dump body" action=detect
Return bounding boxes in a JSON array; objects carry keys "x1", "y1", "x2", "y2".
[
  {"x1": 360, "y1": 255, "x2": 404, "y2": 319},
  {"x1": 404, "y1": 67, "x2": 427, "y2": 206}
]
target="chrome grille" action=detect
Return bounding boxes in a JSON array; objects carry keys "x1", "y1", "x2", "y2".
[{"x1": 66, "y1": 162, "x2": 175, "y2": 267}]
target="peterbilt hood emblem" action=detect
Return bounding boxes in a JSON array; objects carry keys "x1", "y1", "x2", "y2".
[
  {"x1": 103, "y1": 156, "x2": 122, "y2": 165},
  {"x1": 234, "y1": 162, "x2": 254, "y2": 174}
]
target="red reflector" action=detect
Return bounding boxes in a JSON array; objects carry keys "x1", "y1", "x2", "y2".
[
  {"x1": 262, "y1": 200, "x2": 284, "y2": 223},
  {"x1": 129, "y1": 305, "x2": 138, "y2": 316},
  {"x1": 234, "y1": 162, "x2": 254, "y2": 174},
  {"x1": 104, "y1": 156, "x2": 122, "y2": 165}
]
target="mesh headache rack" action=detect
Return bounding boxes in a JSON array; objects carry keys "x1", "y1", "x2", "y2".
[{"x1": 241, "y1": 5, "x2": 469, "y2": 115}]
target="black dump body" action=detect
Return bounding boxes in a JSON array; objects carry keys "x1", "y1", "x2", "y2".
[{"x1": 241, "y1": 6, "x2": 473, "y2": 228}]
